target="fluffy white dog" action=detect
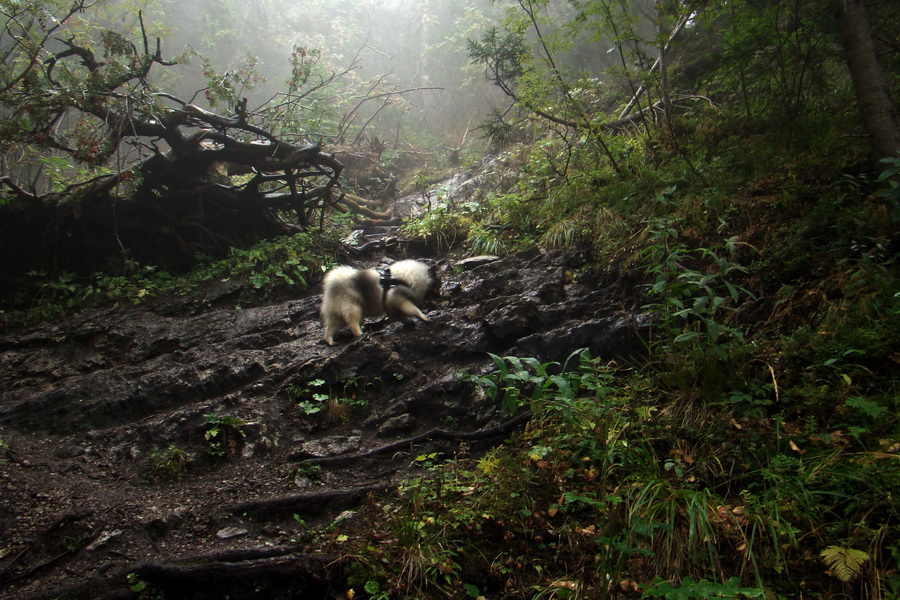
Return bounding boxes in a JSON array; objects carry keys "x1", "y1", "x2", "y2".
[{"x1": 320, "y1": 259, "x2": 437, "y2": 345}]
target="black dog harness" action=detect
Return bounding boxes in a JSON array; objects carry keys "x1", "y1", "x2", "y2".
[{"x1": 377, "y1": 267, "x2": 410, "y2": 309}]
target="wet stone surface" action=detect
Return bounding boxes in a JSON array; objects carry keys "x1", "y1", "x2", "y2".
[{"x1": 0, "y1": 248, "x2": 648, "y2": 598}]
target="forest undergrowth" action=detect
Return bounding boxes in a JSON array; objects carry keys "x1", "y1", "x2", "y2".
[
  {"x1": 1, "y1": 1, "x2": 898, "y2": 598},
  {"x1": 337, "y1": 111, "x2": 900, "y2": 599},
  {"x1": 2, "y1": 109, "x2": 898, "y2": 599}
]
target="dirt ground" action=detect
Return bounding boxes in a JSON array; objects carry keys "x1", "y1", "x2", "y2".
[{"x1": 0, "y1": 249, "x2": 645, "y2": 598}]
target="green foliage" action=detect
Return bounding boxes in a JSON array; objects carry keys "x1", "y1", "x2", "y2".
[
  {"x1": 141, "y1": 446, "x2": 191, "y2": 483},
  {"x1": 401, "y1": 202, "x2": 478, "y2": 254},
  {"x1": 2, "y1": 3, "x2": 898, "y2": 598},
  {"x1": 286, "y1": 463, "x2": 322, "y2": 486},
  {"x1": 353, "y1": 349, "x2": 758, "y2": 597},
  {"x1": 465, "y1": 349, "x2": 600, "y2": 417},
  {"x1": 257, "y1": 44, "x2": 345, "y2": 140},
  {"x1": 203, "y1": 413, "x2": 246, "y2": 458},
  {"x1": 693, "y1": 0, "x2": 844, "y2": 116},
  {"x1": 467, "y1": 26, "x2": 527, "y2": 89},
  {"x1": 820, "y1": 546, "x2": 870, "y2": 583},
  {"x1": 197, "y1": 52, "x2": 263, "y2": 110},
  {"x1": 127, "y1": 572, "x2": 148, "y2": 593},
  {"x1": 4, "y1": 265, "x2": 173, "y2": 327},
  {"x1": 209, "y1": 233, "x2": 320, "y2": 292},
  {"x1": 642, "y1": 222, "x2": 753, "y2": 358},
  {"x1": 350, "y1": 316, "x2": 899, "y2": 597},
  {"x1": 2, "y1": 233, "x2": 328, "y2": 330},
  {"x1": 362, "y1": 580, "x2": 391, "y2": 600},
  {"x1": 285, "y1": 377, "x2": 373, "y2": 419},
  {"x1": 641, "y1": 577, "x2": 764, "y2": 599},
  {"x1": 285, "y1": 378, "x2": 331, "y2": 416}
]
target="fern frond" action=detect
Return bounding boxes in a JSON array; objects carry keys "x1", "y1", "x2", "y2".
[{"x1": 820, "y1": 546, "x2": 870, "y2": 582}]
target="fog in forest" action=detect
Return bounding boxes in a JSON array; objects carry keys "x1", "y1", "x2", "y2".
[
  {"x1": 129, "y1": 0, "x2": 515, "y2": 152},
  {"x1": 95, "y1": 0, "x2": 655, "y2": 154}
]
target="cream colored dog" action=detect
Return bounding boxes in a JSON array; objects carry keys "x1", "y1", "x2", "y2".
[{"x1": 320, "y1": 259, "x2": 437, "y2": 345}]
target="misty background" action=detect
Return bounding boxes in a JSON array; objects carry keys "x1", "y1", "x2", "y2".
[{"x1": 102, "y1": 0, "x2": 649, "y2": 158}]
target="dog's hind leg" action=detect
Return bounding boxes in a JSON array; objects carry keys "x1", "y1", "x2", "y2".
[
  {"x1": 393, "y1": 298, "x2": 430, "y2": 324},
  {"x1": 323, "y1": 304, "x2": 364, "y2": 345},
  {"x1": 323, "y1": 317, "x2": 342, "y2": 346},
  {"x1": 345, "y1": 305, "x2": 365, "y2": 338}
]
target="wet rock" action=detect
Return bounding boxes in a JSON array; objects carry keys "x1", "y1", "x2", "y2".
[
  {"x1": 454, "y1": 255, "x2": 501, "y2": 270},
  {"x1": 341, "y1": 230, "x2": 367, "y2": 246},
  {"x1": 0, "y1": 247, "x2": 653, "y2": 600},
  {"x1": 0, "y1": 249, "x2": 648, "y2": 442},
  {"x1": 294, "y1": 473, "x2": 315, "y2": 489},
  {"x1": 86, "y1": 529, "x2": 123, "y2": 552},
  {"x1": 377, "y1": 414, "x2": 416, "y2": 437},
  {"x1": 216, "y1": 526, "x2": 249, "y2": 540},
  {"x1": 483, "y1": 298, "x2": 543, "y2": 342},
  {"x1": 512, "y1": 313, "x2": 651, "y2": 364},
  {"x1": 332, "y1": 510, "x2": 357, "y2": 525},
  {"x1": 166, "y1": 508, "x2": 189, "y2": 529},
  {"x1": 300, "y1": 435, "x2": 362, "y2": 458}
]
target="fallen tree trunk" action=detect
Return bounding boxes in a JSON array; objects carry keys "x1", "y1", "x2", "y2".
[{"x1": 0, "y1": 11, "x2": 346, "y2": 285}]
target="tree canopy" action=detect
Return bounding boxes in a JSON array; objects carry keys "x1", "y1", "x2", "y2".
[{"x1": 0, "y1": 0, "x2": 897, "y2": 279}]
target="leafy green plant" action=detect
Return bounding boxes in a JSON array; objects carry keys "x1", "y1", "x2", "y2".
[
  {"x1": 1, "y1": 232, "x2": 329, "y2": 331},
  {"x1": 642, "y1": 221, "x2": 754, "y2": 358},
  {"x1": 286, "y1": 463, "x2": 322, "y2": 485},
  {"x1": 286, "y1": 379, "x2": 331, "y2": 415},
  {"x1": 413, "y1": 452, "x2": 445, "y2": 468},
  {"x1": 285, "y1": 377, "x2": 374, "y2": 419},
  {"x1": 127, "y1": 573, "x2": 148, "y2": 593},
  {"x1": 820, "y1": 546, "x2": 870, "y2": 583},
  {"x1": 402, "y1": 201, "x2": 476, "y2": 253},
  {"x1": 641, "y1": 576, "x2": 764, "y2": 599},
  {"x1": 363, "y1": 580, "x2": 391, "y2": 600},
  {"x1": 467, "y1": 348, "x2": 625, "y2": 425},
  {"x1": 126, "y1": 571, "x2": 165, "y2": 599},
  {"x1": 355, "y1": 349, "x2": 747, "y2": 597},
  {"x1": 141, "y1": 446, "x2": 191, "y2": 482},
  {"x1": 203, "y1": 413, "x2": 246, "y2": 458}
]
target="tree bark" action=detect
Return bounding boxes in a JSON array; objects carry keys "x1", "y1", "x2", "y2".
[{"x1": 832, "y1": 0, "x2": 900, "y2": 158}]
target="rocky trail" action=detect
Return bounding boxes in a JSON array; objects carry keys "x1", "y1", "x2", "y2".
[{"x1": 0, "y1": 213, "x2": 649, "y2": 598}]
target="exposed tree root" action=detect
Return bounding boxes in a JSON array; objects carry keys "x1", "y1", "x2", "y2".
[
  {"x1": 351, "y1": 215, "x2": 403, "y2": 229},
  {"x1": 23, "y1": 551, "x2": 342, "y2": 600},
  {"x1": 225, "y1": 484, "x2": 393, "y2": 517},
  {"x1": 0, "y1": 510, "x2": 95, "y2": 585},
  {"x1": 222, "y1": 416, "x2": 531, "y2": 519},
  {"x1": 337, "y1": 193, "x2": 393, "y2": 220},
  {"x1": 135, "y1": 552, "x2": 340, "y2": 583},
  {"x1": 295, "y1": 413, "x2": 532, "y2": 468}
]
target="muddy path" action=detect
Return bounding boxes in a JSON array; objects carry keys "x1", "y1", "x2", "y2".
[{"x1": 0, "y1": 246, "x2": 648, "y2": 599}]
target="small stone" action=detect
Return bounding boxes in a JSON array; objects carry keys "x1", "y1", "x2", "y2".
[
  {"x1": 301, "y1": 435, "x2": 361, "y2": 457},
  {"x1": 166, "y1": 508, "x2": 188, "y2": 529},
  {"x1": 454, "y1": 255, "x2": 500, "y2": 270},
  {"x1": 332, "y1": 510, "x2": 356, "y2": 525},
  {"x1": 216, "y1": 527, "x2": 249, "y2": 540},
  {"x1": 293, "y1": 474, "x2": 313, "y2": 489},
  {"x1": 86, "y1": 529, "x2": 123, "y2": 551},
  {"x1": 341, "y1": 230, "x2": 367, "y2": 246}
]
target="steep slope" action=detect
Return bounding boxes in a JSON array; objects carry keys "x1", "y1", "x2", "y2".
[{"x1": 0, "y1": 249, "x2": 648, "y2": 599}]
